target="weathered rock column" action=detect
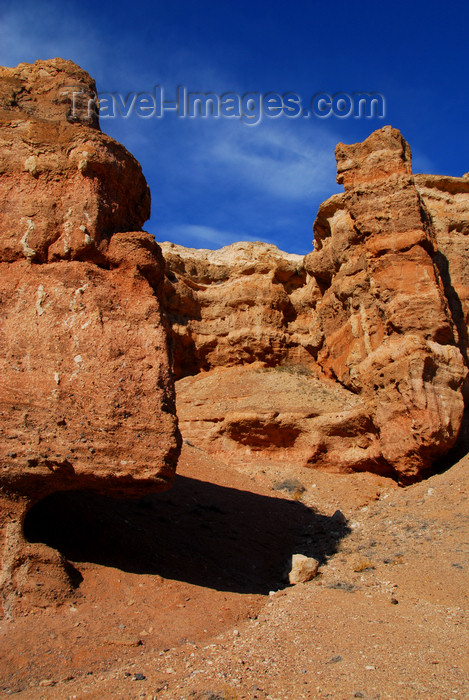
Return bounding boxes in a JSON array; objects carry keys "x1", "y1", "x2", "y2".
[
  {"x1": 305, "y1": 126, "x2": 467, "y2": 481},
  {"x1": 0, "y1": 59, "x2": 181, "y2": 615}
]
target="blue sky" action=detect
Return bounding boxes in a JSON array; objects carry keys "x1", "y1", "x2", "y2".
[{"x1": 1, "y1": 0, "x2": 468, "y2": 254}]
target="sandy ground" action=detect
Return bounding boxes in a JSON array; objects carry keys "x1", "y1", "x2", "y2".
[{"x1": 0, "y1": 445, "x2": 467, "y2": 699}]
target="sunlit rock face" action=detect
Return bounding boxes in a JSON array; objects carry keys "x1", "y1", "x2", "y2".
[
  {"x1": 165, "y1": 127, "x2": 467, "y2": 483},
  {"x1": 414, "y1": 172, "x2": 469, "y2": 362},
  {"x1": 414, "y1": 171, "x2": 469, "y2": 459},
  {"x1": 0, "y1": 59, "x2": 180, "y2": 616},
  {"x1": 1, "y1": 56, "x2": 468, "y2": 616},
  {"x1": 305, "y1": 126, "x2": 467, "y2": 480},
  {"x1": 0, "y1": 58, "x2": 150, "y2": 264},
  {"x1": 160, "y1": 241, "x2": 321, "y2": 379}
]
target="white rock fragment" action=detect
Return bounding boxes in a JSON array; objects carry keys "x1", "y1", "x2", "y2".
[
  {"x1": 24, "y1": 155, "x2": 39, "y2": 177},
  {"x1": 20, "y1": 218, "x2": 36, "y2": 260},
  {"x1": 287, "y1": 554, "x2": 319, "y2": 584}
]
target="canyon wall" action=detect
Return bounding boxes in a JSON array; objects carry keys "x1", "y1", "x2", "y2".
[
  {"x1": 160, "y1": 241, "x2": 321, "y2": 379},
  {"x1": 1, "y1": 59, "x2": 468, "y2": 613},
  {"x1": 162, "y1": 128, "x2": 468, "y2": 483},
  {"x1": 0, "y1": 59, "x2": 180, "y2": 615}
]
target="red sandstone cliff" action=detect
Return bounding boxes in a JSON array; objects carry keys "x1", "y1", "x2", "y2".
[
  {"x1": 0, "y1": 59, "x2": 180, "y2": 615},
  {"x1": 1, "y1": 59, "x2": 468, "y2": 615},
  {"x1": 160, "y1": 241, "x2": 320, "y2": 379},
  {"x1": 162, "y1": 128, "x2": 468, "y2": 483}
]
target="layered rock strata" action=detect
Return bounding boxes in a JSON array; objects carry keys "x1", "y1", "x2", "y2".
[
  {"x1": 176, "y1": 365, "x2": 383, "y2": 474},
  {"x1": 1, "y1": 57, "x2": 468, "y2": 612},
  {"x1": 166, "y1": 127, "x2": 468, "y2": 482},
  {"x1": 415, "y1": 172, "x2": 469, "y2": 360},
  {"x1": 0, "y1": 59, "x2": 180, "y2": 615},
  {"x1": 160, "y1": 241, "x2": 321, "y2": 379},
  {"x1": 415, "y1": 172, "x2": 469, "y2": 458},
  {"x1": 304, "y1": 126, "x2": 467, "y2": 479},
  {"x1": 0, "y1": 59, "x2": 149, "y2": 263}
]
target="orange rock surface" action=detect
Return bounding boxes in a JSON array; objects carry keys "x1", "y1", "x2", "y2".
[
  {"x1": 306, "y1": 126, "x2": 467, "y2": 480},
  {"x1": 0, "y1": 59, "x2": 150, "y2": 263},
  {"x1": 415, "y1": 172, "x2": 469, "y2": 358},
  {"x1": 176, "y1": 365, "x2": 384, "y2": 476},
  {"x1": 0, "y1": 60, "x2": 467, "y2": 696},
  {"x1": 415, "y1": 172, "x2": 469, "y2": 450},
  {"x1": 0, "y1": 60, "x2": 180, "y2": 615},
  {"x1": 1, "y1": 57, "x2": 468, "y2": 620},
  {"x1": 167, "y1": 127, "x2": 468, "y2": 483},
  {"x1": 160, "y1": 241, "x2": 320, "y2": 379}
]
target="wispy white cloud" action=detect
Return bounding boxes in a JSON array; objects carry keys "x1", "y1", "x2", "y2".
[
  {"x1": 205, "y1": 121, "x2": 339, "y2": 201},
  {"x1": 124, "y1": 116, "x2": 341, "y2": 214},
  {"x1": 0, "y1": 2, "x2": 340, "y2": 206},
  {"x1": 0, "y1": 2, "x2": 341, "y2": 254},
  {"x1": 411, "y1": 148, "x2": 438, "y2": 176}
]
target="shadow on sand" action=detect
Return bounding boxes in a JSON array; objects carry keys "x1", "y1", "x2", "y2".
[{"x1": 24, "y1": 474, "x2": 350, "y2": 595}]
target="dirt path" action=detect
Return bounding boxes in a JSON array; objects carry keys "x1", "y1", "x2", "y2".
[{"x1": 1, "y1": 447, "x2": 468, "y2": 699}]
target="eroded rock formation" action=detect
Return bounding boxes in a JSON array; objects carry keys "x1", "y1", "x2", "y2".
[
  {"x1": 0, "y1": 59, "x2": 149, "y2": 263},
  {"x1": 160, "y1": 241, "x2": 321, "y2": 379},
  {"x1": 414, "y1": 172, "x2": 469, "y2": 458},
  {"x1": 0, "y1": 59, "x2": 180, "y2": 615},
  {"x1": 415, "y1": 172, "x2": 469, "y2": 362},
  {"x1": 1, "y1": 58, "x2": 468, "y2": 614},
  {"x1": 305, "y1": 126, "x2": 467, "y2": 479},
  {"x1": 176, "y1": 365, "x2": 383, "y2": 474},
  {"x1": 163, "y1": 127, "x2": 468, "y2": 482}
]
